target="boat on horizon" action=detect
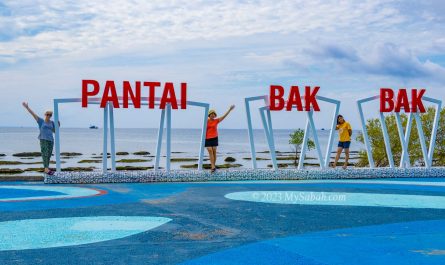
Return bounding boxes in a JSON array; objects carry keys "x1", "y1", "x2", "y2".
[{"x1": 89, "y1": 125, "x2": 99, "y2": 129}]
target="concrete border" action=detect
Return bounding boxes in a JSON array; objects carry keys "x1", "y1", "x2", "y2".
[{"x1": 45, "y1": 167, "x2": 445, "y2": 184}]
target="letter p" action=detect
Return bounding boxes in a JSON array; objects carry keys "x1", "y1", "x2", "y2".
[{"x1": 82, "y1": 80, "x2": 100, "y2": 108}]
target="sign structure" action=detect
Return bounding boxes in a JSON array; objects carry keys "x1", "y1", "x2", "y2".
[
  {"x1": 245, "y1": 86, "x2": 341, "y2": 170},
  {"x1": 52, "y1": 82, "x2": 443, "y2": 176},
  {"x1": 357, "y1": 88, "x2": 442, "y2": 169},
  {"x1": 53, "y1": 86, "x2": 209, "y2": 173}
]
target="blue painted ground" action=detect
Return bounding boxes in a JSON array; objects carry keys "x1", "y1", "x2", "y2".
[
  {"x1": 181, "y1": 220, "x2": 445, "y2": 265},
  {"x1": 0, "y1": 182, "x2": 188, "y2": 211},
  {"x1": 0, "y1": 178, "x2": 444, "y2": 264}
]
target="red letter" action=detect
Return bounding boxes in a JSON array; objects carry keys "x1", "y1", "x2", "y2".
[
  {"x1": 305, "y1": 86, "x2": 320, "y2": 111},
  {"x1": 380, "y1": 88, "x2": 394, "y2": 112},
  {"x1": 82, "y1": 80, "x2": 100, "y2": 108},
  {"x1": 100, "y1": 81, "x2": 120, "y2": 108},
  {"x1": 411, "y1": 89, "x2": 426, "y2": 113},
  {"x1": 159, "y1": 82, "x2": 178, "y2": 109},
  {"x1": 269, "y1": 85, "x2": 285, "y2": 110},
  {"x1": 395, "y1": 89, "x2": 409, "y2": 112},
  {"x1": 123, "y1": 81, "x2": 141, "y2": 108},
  {"x1": 144, "y1": 82, "x2": 161, "y2": 109},
  {"x1": 286, "y1": 86, "x2": 303, "y2": 111},
  {"x1": 180, "y1": 83, "x2": 187, "y2": 109}
]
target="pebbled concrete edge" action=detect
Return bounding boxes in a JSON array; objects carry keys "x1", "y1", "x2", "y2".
[{"x1": 44, "y1": 167, "x2": 445, "y2": 184}]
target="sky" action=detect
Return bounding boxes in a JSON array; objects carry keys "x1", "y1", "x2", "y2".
[{"x1": 0, "y1": 0, "x2": 444, "y2": 129}]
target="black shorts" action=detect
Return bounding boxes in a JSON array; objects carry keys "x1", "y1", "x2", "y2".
[{"x1": 205, "y1": 137, "x2": 219, "y2": 147}]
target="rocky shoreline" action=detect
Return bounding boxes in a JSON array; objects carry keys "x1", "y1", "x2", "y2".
[{"x1": 0, "y1": 150, "x2": 361, "y2": 181}]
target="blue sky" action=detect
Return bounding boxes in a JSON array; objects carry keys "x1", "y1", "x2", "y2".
[{"x1": 0, "y1": 0, "x2": 444, "y2": 129}]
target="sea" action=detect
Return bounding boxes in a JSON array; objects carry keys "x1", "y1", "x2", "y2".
[{"x1": 0, "y1": 128, "x2": 364, "y2": 175}]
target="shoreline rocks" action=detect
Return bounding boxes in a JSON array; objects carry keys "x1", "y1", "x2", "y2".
[
  {"x1": 133, "y1": 151, "x2": 150, "y2": 155},
  {"x1": 224, "y1": 157, "x2": 236, "y2": 162},
  {"x1": 116, "y1": 166, "x2": 154, "y2": 170},
  {"x1": 116, "y1": 159, "x2": 150, "y2": 163},
  {"x1": 181, "y1": 163, "x2": 242, "y2": 169},
  {"x1": 0, "y1": 168, "x2": 25, "y2": 174},
  {"x1": 13, "y1": 152, "x2": 41, "y2": 157},
  {"x1": 171, "y1": 158, "x2": 199, "y2": 162},
  {"x1": 60, "y1": 152, "x2": 82, "y2": 156},
  {"x1": 78, "y1": 159, "x2": 102, "y2": 164}
]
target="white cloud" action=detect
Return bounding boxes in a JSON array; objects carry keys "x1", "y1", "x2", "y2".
[
  {"x1": 0, "y1": 0, "x2": 408, "y2": 62},
  {"x1": 0, "y1": 0, "x2": 444, "y2": 128}
]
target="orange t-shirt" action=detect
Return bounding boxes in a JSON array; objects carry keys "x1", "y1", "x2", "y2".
[{"x1": 206, "y1": 118, "x2": 220, "y2": 139}]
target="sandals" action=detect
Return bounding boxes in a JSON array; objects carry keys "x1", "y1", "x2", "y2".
[{"x1": 210, "y1": 168, "x2": 216, "y2": 173}]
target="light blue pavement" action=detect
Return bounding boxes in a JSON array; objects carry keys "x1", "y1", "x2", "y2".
[{"x1": 0, "y1": 216, "x2": 172, "y2": 251}]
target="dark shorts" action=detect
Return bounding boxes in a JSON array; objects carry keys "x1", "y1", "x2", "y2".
[
  {"x1": 338, "y1": 141, "x2": 351, "y2": 149},
  {"x1": 205, "y1": 137, "x2": 219, "y2": 147}
]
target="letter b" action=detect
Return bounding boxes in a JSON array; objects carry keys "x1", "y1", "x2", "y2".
[
  {"x1": 269, "y1": 85, "x2": 285, "y2": 110},
  {"x1": 380, "y1": 88, "x2": 394, "y2": 112}
]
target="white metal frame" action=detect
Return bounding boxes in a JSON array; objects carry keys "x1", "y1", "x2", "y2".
[
  {"x1": 53, "y1": 97, "x2": 209, "y2": 173},
  {"x1": 357, "y1": 95, "x2": 441, "y2": 168},
  {"x1": 245, "y1": 95, "x2": 341, "y2": 170}
]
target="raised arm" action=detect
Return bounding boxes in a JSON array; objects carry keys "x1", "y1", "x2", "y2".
[
  {"x1": 22, "y1": 102, "x2": 39, "y2": 122},
  {"x1": 218, "y1": 105, "x2": 235, "y2": 123}
]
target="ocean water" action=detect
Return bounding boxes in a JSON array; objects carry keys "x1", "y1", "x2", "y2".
[{"x1": 0, "y1": 128, "x2": 364, "y2": 173}]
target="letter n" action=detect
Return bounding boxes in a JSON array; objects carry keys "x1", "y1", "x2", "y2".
[{"x1": 123, "y1": 81, "x2": 141, "y2": 108}]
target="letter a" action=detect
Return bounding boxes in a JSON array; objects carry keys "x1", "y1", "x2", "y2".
[
  {"x1": 160, "y1": 82, "x2": 178, "y2": 109},
  {"x1": 286, "y1": 86, "x2": 303, "y2": 111},
  {"x1": 395, "y1": 89, "x2": 409, "y2": 112},
  {"x1": 100, "y1": 81, "x2": 120, "y2": 108}
]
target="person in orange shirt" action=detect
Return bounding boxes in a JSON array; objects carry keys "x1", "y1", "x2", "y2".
[
  {"x1": 206, "y1": 105, "x2": 235, "y2": 173},
  {"x1": 333, "y1": 114, "x2": 352, "y2": 169}
]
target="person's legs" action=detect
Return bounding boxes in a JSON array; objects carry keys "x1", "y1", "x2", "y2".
[
  {"x1": 206, "y1": 147, "x2": 214, "y2": 170},
  {"x1": 48, "y1": 140, "x2": 54, "y2": 173},
  {"x1": 333, "y1": 146, "x2": 343, "y2": 168},
  {"x1": 212, "y1": 147, "x2": 217, "y2": 170},
  {"x1": 40, "y1": 140, "x2": 52, "y2": 173},
  {"x1": 343, "y1": 148, "x2": 350, "y2": 169}
]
